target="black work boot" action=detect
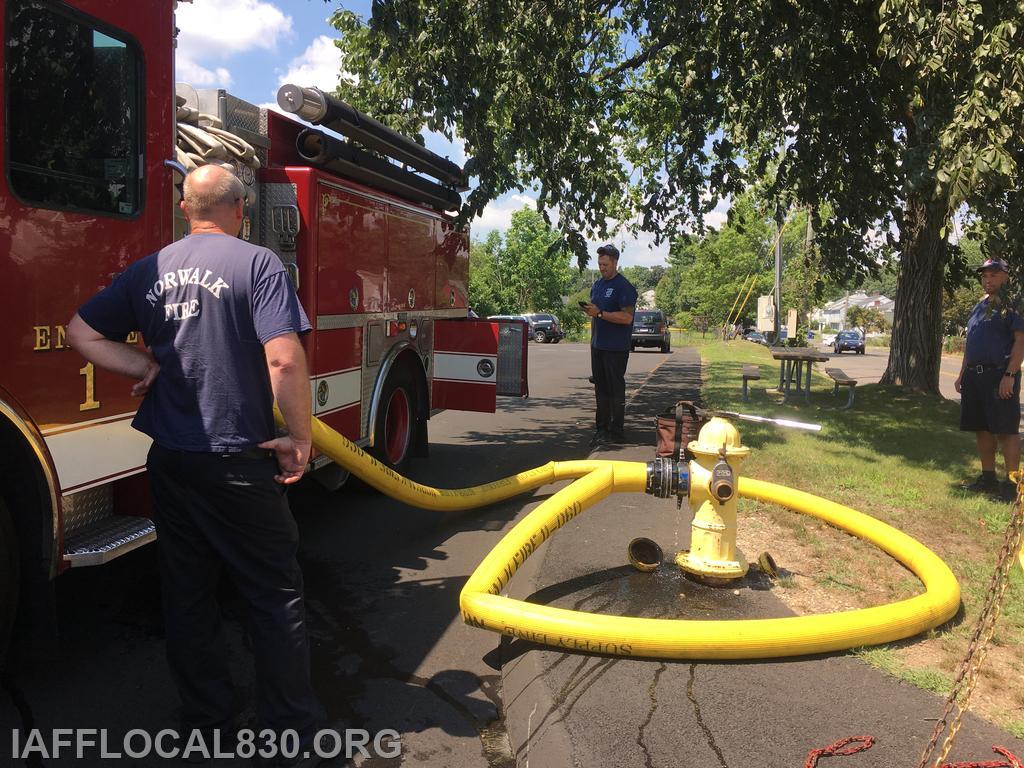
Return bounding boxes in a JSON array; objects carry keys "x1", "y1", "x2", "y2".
[
  {"x1": 963, "y1": 471, "x2": 998, "y2": 493},
  {"x1": 1000, "y1": 471, "x2": 1021, "y2": 502}
]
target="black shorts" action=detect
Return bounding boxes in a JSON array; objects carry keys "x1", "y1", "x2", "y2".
[{"x1": 960, "y1": 367, "x2": 1022, "y2": 435}]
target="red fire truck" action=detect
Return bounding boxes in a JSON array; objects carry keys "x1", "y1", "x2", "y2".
[{"x1": 0, "y1": 0, "x2": 527, "y2": 662}]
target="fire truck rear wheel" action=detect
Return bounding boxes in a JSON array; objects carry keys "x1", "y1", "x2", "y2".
[
  {"x1": 374, "y1": 365, "x2": 417, "y2": 472},
  {"x1": 0, "y1": 498, "x2": 18, "y2": 670}
]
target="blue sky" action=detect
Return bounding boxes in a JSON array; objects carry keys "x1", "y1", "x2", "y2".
[{"x1": 175, "y1": 0, "x2": 727, "y2": 268}]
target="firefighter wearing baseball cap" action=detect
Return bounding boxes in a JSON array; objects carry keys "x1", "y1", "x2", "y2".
[{"x1": 956, "y1": 257, "x2": 1024, "y2": 500}]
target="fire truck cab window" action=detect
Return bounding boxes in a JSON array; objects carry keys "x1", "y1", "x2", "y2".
[{"x1": 5, "y1": 2, "x2": 141, "y2": 216}]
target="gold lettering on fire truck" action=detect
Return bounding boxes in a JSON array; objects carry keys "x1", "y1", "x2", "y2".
[
  {"x1": 33, "y1": 324, "x2": 67, "y2": 350},
  {"x1": 321, "y1": 192, "x2": 343, "y2": 217},
  {"x1": 33, "y1": 325, "x2": 138, "y2": 351}
]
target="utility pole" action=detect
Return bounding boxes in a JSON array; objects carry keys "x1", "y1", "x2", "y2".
[{"x1": 774, "y1": 213, "x2": 782, "y2": 342}]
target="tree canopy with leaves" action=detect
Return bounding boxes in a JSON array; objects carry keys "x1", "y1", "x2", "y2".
[
  {"x1": 330, "y1": 0, "x2": 1024, "y2": 393},
  {"x1": 654, "y1": 196, "x2": 823, "y2": 328},
  {"x1": 467, "y1": 207, "x2": 579, "y2": 330}
]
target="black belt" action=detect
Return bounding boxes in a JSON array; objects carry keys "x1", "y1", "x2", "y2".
[
  {"x1": 220, "y1": 447, "x2": 275, "y2": 460},
  {"x1": 967, "y1": 363, "x2": 1006, "y2": 374}
]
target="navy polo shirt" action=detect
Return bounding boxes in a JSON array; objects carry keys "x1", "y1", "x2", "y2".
[
  {"x1": 77, "y1": 234, "x2": 311, "y2": 451},
  {"x1": 590, "y1": 272, "x2": 638, "y2": 352},
  {"x1": 965, "y1": 296, "x2": 1024, "y2": 366}
]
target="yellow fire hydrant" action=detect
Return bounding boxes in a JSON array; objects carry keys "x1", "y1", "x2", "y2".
[{"x1": 677, "y1": 417, "x2": 750, "y2": 585}]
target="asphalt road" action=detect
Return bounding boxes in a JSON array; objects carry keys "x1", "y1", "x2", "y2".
[{"x1": 2, "y1": 341, "x2": 1018, "y2": 768}]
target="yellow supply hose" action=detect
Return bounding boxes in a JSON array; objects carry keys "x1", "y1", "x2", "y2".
[
  {"x1": 295, "y1": 411, "x2": 961, "y2": 660},
  {"x1": 304, "y1": 410, "x2": 641, "y2": 511}
]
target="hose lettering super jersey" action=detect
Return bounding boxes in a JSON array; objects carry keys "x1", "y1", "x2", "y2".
[{"x1": 78, "y1": 233, "x2": 311, "y2": 451}]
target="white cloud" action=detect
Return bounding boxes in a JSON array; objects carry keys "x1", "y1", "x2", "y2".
[
  {"x1": 703, "y1": 210, "x2": 728, "y2": 230},
  {"x1": 277, "y1": 36, "x2": 345, "y2": 93},
  {"x1": 175, "y1": 57, "x2": 232, "y2": 88},
  {"x1": 474, "y1": 194, "x2": 538, "y2": 232},
  {"x1": 584, "y1": 231, "x2": 669, "y2": 268},
  {"x1": 176, "y1": 0, "x2": 293, "y2": 59}
]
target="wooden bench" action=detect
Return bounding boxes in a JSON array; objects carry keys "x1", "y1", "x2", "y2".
[
  {"x1": 742, "y1": 364, "x2": 761, "y2": 402},
  {"x1": 825, "y1": 367, "x2": 857, "y2": 409}
]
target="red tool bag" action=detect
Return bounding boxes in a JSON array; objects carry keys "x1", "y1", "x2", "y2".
[{"x1": 655, "y1": 400, "x2": 704, "y2": 461}]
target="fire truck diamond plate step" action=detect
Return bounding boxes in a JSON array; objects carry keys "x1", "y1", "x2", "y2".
[{"x1": 64, "y1": 516, "x2": 156, "y2": 567}]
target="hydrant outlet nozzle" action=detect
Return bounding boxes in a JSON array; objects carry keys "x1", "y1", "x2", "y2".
[{"x1": 710, "y1": 458, "x2": 736, "y2": 505}]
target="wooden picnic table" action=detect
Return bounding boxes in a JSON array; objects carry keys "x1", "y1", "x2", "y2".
[{"x1": 770, "y1": 348, "x2": 830, "y2": 403}]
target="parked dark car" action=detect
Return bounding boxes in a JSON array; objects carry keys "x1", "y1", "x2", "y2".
[
  {"x1": 631, "y1": 310, "x2": 671, "y2": 352},
  {"x1": 743, "y1": 329, "x2": 768, "y2": 345},
  {"x1": 522, "y1": 312, "x2": 564, "y2": 343},
  {"x1": 833, "y1": 330, "x2": 865, "y2": 354}
]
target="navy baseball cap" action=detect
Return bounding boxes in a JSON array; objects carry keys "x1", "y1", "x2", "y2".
[
  {"x1": 975, "y1": 258, "x2": 1009, "y2": 273},
  {"x1": 596, "y1": 244, "x2": 620, "y2": 259}
]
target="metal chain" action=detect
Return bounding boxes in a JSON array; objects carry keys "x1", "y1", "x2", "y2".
[
  {"x1": 804, "y1": 736, "x2": 875, "y2": 768},
  {"x1": 916, "y1": 479, "x2": 1024, "y2": 768},
  {"x1": 939, "y1": 746, "x2": 1024, "y2": 767}
]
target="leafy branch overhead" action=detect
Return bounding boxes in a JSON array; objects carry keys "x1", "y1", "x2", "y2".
[
  {"x1": 331, "y1": 1, "x2": 1020, "y2": 266},
  {"x1": 331, "y1": 0, "x2": 1024, "y2": 393}
]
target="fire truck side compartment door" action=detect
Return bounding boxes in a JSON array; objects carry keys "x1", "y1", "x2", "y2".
[
  {"x1": 493, "y1": 320, "x2": 529, "y2": 397},
  {"x1": 432, "y1": 320, "x2": 504, "y2": 412}
]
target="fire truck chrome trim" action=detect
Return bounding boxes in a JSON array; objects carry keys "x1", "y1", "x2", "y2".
[
  {"x1": 40, "y1": 410, "x2": 138, "y2": 436},
  {"x1": 0, "y1": 399, "x2": 61, "y2": 578},
  {"x1": 367, "y1": 341, "x2": 419, "y2": 449},
  {"x1": 316, "y1": 178, "x2": 453, "y2": 220},
  {"x1": 63, "y1": 516, "x2": 156, "y2": 567},
  {"x1": 316, "y1": 308, "x2": 467, "y2": 331}
]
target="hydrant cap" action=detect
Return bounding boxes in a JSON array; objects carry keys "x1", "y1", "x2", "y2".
[{"x1": 692, "y1": 417, "x2": 748, "y2": 456}]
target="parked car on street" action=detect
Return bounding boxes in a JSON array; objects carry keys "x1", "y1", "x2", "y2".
[
  {"x1": 522, "y1": 312, "x2": 564, "y2": 343},
  {"x1": 833, "y1": 330, "x2": 865, "y2": 354},
  {"x1": 743, "y1": 329, "x2": 768, "y2": 345},
  {"x1": 632, "y1": 310, "x2": 671, "y2": 352}
]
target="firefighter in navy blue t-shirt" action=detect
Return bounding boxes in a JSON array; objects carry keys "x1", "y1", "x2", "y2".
[
  {"x1": 68, "y1": 165, "x2": 326, "y2": 766},
  {"x1": 955, "y1": 257, "x2": 1024, "y2": 501},
  {"x1": 581, "y1": 244, "x2": 637, "y2": 445}
]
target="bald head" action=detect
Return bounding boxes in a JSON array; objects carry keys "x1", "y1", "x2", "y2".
[{"x1": 180, "y1": 165, "x2": 246, "y2": 236}]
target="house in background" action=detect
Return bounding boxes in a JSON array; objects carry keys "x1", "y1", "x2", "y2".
[{"x1": 810, "y1": 292, "x2": 895, "y2": 331}]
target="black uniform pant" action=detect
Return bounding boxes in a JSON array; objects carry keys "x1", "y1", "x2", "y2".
[
  {"x1": 591, "y1": 347, "x2": 629, "y2": 436},
  {"x1": 146, "y1": 444, "x2": 324, "y2": 737}
]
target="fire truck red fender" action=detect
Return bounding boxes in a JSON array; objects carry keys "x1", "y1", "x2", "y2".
[
  {"x1": 367, "y1": 343, "x2": 428, "y2": 462},
  {"x1": 0, "y1": 396, "x2": 61, "y2": 578}
]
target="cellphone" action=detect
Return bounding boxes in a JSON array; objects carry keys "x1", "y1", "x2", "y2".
[{"x1": 578, "y1": 300, "x2": 589, "y2": 308}]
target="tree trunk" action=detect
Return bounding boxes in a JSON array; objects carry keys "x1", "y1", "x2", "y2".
[{"x1": 879, "y1": 195, "x2": 949, "y2": 393}]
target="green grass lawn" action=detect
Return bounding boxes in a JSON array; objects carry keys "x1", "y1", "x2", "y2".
[{"x1": 673, "y1": 330, "x2": 1024, "y2": 734}]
